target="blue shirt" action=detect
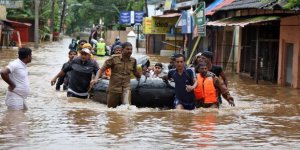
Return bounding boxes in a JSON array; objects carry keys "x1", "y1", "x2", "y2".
[{"x1": 168, "y1": 68, "x2": 195, "y2": 103}]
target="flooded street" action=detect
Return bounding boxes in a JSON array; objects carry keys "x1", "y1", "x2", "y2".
[{"x1": 0, "y1": 38, "x2": 299, "y2": 149}]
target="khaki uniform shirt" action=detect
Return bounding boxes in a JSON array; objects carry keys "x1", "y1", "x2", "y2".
[{"x1": 102, "y1": 54, "x2": 137, "y2": 93}]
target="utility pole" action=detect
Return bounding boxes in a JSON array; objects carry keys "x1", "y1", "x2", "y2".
[
  {"x1": 144, "y1": 0, "x2": 148, "y2": 17},
  {"x1": 59, "y1": 0, "x2": 66, "y2": 33},
  {"x1": 34, "y1": 0, "x2": 40, "y2": 48},
  {"x1": 50, "y1": 0, "x2": 55, "y2": 42}
]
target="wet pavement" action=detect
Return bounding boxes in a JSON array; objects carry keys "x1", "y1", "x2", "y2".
[{"x1": 0, "y1": 38, "x2": 299, "y2": 149}]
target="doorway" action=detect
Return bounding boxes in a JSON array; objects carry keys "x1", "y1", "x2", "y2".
[{"x1": 285, "y1": 43, "x2": 293, "y2": 86}]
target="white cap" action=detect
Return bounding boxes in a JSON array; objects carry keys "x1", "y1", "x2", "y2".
[{"x1": 81, "y1": 48, "x2": 91, "y2": 54}]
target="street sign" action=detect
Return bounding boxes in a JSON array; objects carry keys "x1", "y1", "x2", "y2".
[
  {"x1": 120, "y1": 11, "x2": 144, "y2": 25},
  {"x1": 120, "y1": 11, "x2": 131, "y2": 24},
  {"x1": 181, "y1": 10, "x2": 193, "y2": 34},
  {"x1": 134, "y1": 11, "x2": 144, "y2": 24},
  {"x1": 194, "y1": 2, "x2": 206, "y2": 36}
]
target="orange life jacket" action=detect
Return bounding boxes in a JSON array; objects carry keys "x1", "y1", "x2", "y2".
[
  {"x1": 194, "y1": 74, "x2": 217, "y2": 104},
  {"x1": 105, "y1": 68, "x2": 111, "y2": 77}
]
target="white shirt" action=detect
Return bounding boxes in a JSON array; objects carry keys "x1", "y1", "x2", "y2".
[{"x1": 6, "y1": 59, "x2": 30, "y2": 99}]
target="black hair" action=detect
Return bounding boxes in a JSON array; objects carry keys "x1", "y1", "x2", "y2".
[
  {"x1": 78, "y1": 39, "x2": 87, "y2": 44},
  {"x1": 18, "y1": 47, "x2": 32, "y2": 59},
  {"x1": 121, "y1": 42, "x2": 132, "y2": 49},
  {"x1": 201, "y1": 51, "x2": 214, "y2": 61},
  {"x1": 155, "y1": 62, "x2": 163, "y2": 68},
  {"x1": 196, "y1": 61, "x2": 208, "y2": 71},
  {"x1": 69, "y1": 50, "x2": 77, "y2": 54},
  {"x1": 174, "y1": 53, "x2": 185, "y2": 61}
]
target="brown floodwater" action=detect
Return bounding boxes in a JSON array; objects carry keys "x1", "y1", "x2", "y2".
[{"x1": 0, "y1": 38, "x2": 299, "y2": 149}]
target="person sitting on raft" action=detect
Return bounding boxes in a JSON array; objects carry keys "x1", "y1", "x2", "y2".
[
  {"x1": 149, "y1": 63, "x2": 165, "y2": 78},
  {"x1": 194, "y1": 62, "x2": 235, "y2": 108}
]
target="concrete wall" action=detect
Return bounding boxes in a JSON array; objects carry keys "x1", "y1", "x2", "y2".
[
  {"x1": 278, "y1": 15, "x2": 300, "y2": 88},
  {"x1": 0, "y1": 5, "x2": 6, "y2": 20}
]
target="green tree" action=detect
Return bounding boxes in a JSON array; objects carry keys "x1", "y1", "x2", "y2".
[
  {"x1": 284, "y1": 0, "x2": 300, "y2": 9},
  {"x1": 65, "y1": 0, "x2": 145, "y2": 34},
  {"x1": 7, "y1": 0, "x2": 62, "y2": 40}
]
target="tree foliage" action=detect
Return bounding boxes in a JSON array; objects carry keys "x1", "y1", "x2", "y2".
[
  {"x1": 7, "y1": 0, "x2": 61, "y2": 33},
  {"x1": 65, "y1": 0, "x2": 145, "y2": 34},
  {"x1": 284, "y1": 0, "x2": 300, "y2": 9},
  {"x1": 6, "y1": 0, "x2": 145, "y2": 35}
]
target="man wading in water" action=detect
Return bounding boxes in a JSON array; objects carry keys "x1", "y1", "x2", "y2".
[
  {"x1": 91, "y1": 42, "x2": 141, "y2": 108},
  {"x1": 1, "y1": 48, "x2": 32, "y2": 110},
  {"x1": 51, "y1": 48, "x2": 99, "y2": 99},
  {"x1": 163, "y1": 54, "x2": 198, "y2": 110}
]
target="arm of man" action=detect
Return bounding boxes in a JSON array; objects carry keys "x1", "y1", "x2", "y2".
[
  {"x1": 219, "y1": 71, "x2": 228, "y2": 87},
  {"x1": 186, "y1": 69, "x2": 198, "y2": 92},
  {"x1": 161, "y1": 69, "x2": 173, "y2": 81},
  {"x1": 0, "y1": 67, "x2": 15, "y2": 91},
  {"x1": 50, "y1": 63, "x2": 72, "y2": 86},
  {"x1": 51, "y1": 70, "x2": 66, "y2": 86},
  {"x1": 213, "y1": 77, "x2": 235, "y2": 106},
  {"x1": 90, "y1": 58, "x2": 112, "y2": 85}
]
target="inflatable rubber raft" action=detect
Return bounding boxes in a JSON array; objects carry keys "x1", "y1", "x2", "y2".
[{"x1": 89, "y1": 77, "x2": 175, "y2": 108}]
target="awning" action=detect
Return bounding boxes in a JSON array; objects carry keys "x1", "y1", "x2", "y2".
[
  {"x1": 152, "y1": 13, "x2": 181, "y2": 18},
  {"x1": 207, "y1": 16, "x2": 281, "y2": 27},
  {"x1": 2, "y1": 19, "x2": 32, "y2": 26}
]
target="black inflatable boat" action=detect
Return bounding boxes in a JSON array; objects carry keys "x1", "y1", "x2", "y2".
[{"x1": 89, "y1": 77, "x2": 175, "y2": 108}]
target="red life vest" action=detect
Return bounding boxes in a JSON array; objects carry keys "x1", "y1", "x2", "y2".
[{"x1": 194, "y1": 74, "x2": 217, "y2": 104}]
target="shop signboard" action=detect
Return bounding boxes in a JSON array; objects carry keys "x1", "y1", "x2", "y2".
[
  {"x1": 142, "y1": 17, "x2": 179, "y2": 34},
  {"x1": 194, "y1": 2, "x2": 206, "y2": 36},
  {"x1": 176, "y1": 0, "x2": 198, "y2": 9},
  {"x1": 181, "y1": 10, "x2": 193, "y2": 34}
]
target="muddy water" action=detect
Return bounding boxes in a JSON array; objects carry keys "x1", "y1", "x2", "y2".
[{"x1": 0, "y1": 38, "x2": 299, "y2": 149}]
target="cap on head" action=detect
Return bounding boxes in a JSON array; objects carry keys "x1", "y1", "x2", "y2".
[
  {"x1": 99, "y1": 38, "x2": 104, "y2": 42},
  {"x1": 196, "y1": 52, "x2": 202, "y2": 57},
  {"x1": 81, "y1": 48, "x2": 91, "y2": 55},
  {"x1": 201, "y1": 51, "x2": 214, "y2": 59},
  {"x1": 113, "y1": 45, "x2": 122, "y2": 50}
]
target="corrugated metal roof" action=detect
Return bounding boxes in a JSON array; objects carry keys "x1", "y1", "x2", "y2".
[
  {"x1": 3, "y1": 19, "x2": 32, "y2": 26},
  {"x1": 206, "y1": 16, "x2": 280, "y2": 27},
  {"x1": 206, "y1": 0, "x2": 235, "y2": 15},
  {"x1": 218, "y1": 0, "x2": 278, "y2": 11}
]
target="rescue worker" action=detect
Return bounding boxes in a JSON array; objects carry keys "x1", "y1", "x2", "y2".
[
  {"x1": 96, "y1": 38, "x2": 107, "y2": 56},
  {"x1": 200, "y1": 51, "x2": 228, "y2": 104},
  {"x1": 194, "y1": 62, "x2": 235, "y2": 108},
  {"x1": 91, "y1": 42, "x2": 141, "y2": 108}
]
